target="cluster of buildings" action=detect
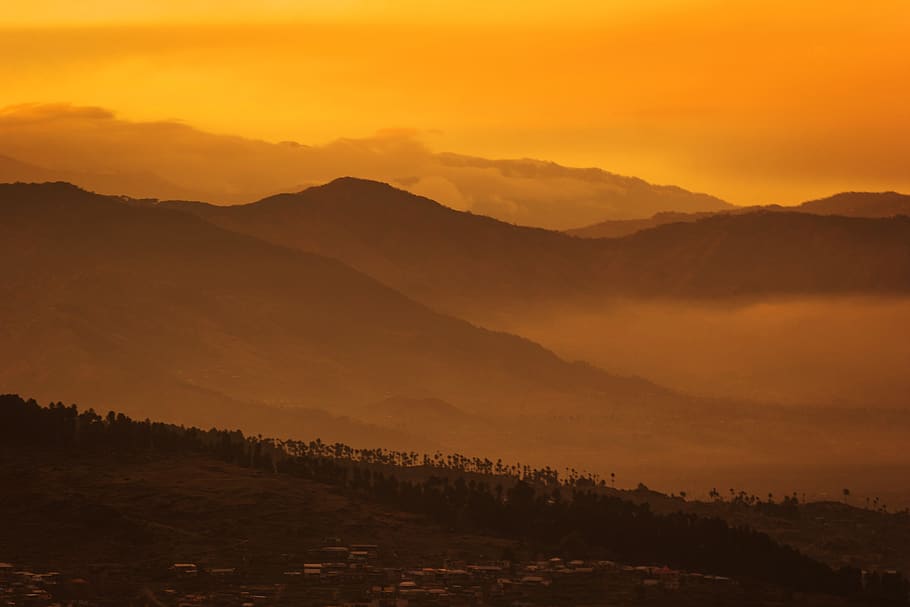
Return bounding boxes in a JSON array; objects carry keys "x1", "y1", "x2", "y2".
[
  {"x1": 156, "y1": 550, "x2": 742, "y2": 607},
  {"x1": 0, "y1": 562, "x2": 59, "y2": 605},
  {"x1": 0, "y1": 544, "x2": 745, "y2": 606}
]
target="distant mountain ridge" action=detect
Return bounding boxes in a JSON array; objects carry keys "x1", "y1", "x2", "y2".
[
  {"x1": 0, "y1": 104, "x2": 731, "y2": 229},
  {"x1": 799, "y1": 191, "x2": 910, "y2": 217},
  {"x1": 0, "y1": 181, "x2": 678, "y2": 445},
  {"x1": 567, "y1": 191, "x2": 910, "y2": 238},
  {"x1": 5, "y1": 181, "x2": 910, "y2": 490},
  {"x1": 164, "y1": 177, "x2": 597, "y2": 311},
  {"x1": 162, "y1": 178, "x2": 910, "y2": 319}
]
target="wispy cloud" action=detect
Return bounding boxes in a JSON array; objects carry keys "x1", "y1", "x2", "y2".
[{"x1": 0, "y1": 104, "x2": 728, "y2": 228}]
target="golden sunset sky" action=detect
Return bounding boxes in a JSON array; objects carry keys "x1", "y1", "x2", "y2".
[{"x1": 2, "y1": 0, "x2": 908, "y2": 204}]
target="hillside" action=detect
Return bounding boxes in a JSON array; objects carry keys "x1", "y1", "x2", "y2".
[
  {"x1": 568, "y1": 191, "x2": 910, "y2": 239},
  {"x1": 4, "y1": 395, "x2": 904, "y2": 607},
  {"x1": 6, "y1": 182, "x2": 910, "y2": 504},
  {"x1": 355, "y1": 396, "x2": 485, "y2": 442},
  {"x1": 0, "y1": 153, "x2": 58, "y2": 183},
  {"x1": 162, "y1": 177, "x2": 601, "y2": 311},
  {"x1": 799, "y1": 192, "x2": 910, "y2": 218},
  {"x1": 0, "y1": 181, "x2": 677, "y2": 439},
  {"x1": 2, "y1": 449, "x2": 504, "y2": 574},
  {"x1": 592, "y1": 211, "x2": 910, "y2": 296},
  {"x1": 165, "y1": 179, "x2": 910, "y2": 316},
  {"x1": 565, "y1": 210, "x2": 730, "y2": 239}
]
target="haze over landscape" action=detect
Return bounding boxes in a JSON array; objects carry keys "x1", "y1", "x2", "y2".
[{"x1": 2, "y1": 2, "x2": 910, "y2": 606}]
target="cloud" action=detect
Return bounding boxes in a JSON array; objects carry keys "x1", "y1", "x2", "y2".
[
  {"x1": 406, "y1": 176, "x2": 472, "y2": 212},
  {"x1": 0, "y1": 103, "x2": 730, "y2": 228},
  {"x1": 0, "y1": 102, "x2": 115, "y2": 122}
]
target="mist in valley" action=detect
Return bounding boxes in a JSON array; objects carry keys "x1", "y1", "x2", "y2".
[
  {"x1": 447, "y1": 295, "x2": 910, "y2": 505},
  {"x1": 484, "y1": 296, "x2": 910, "y2": 410}
]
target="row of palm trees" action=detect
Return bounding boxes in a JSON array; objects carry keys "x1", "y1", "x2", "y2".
[{"x1": 262, "y1": 436, "x2": 615, "y2": 491}]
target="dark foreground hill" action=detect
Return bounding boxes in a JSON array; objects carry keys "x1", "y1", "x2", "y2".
[
  {"x1": 164, "y1": 179, "x2": 910, "y2": 318},
  {"x1": 3, "y1": 395, "x2": 906, "y2": 606}
]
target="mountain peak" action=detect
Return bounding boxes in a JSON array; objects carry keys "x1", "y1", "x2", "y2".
[
  {"x1": 1, "y1": 180, "x2": 88, "y2": 194},
  {"x1": 250, "y1": 177, "x2": 449, "y2": 216},
  {"x1": 310, "y1": 176, "x2": 426, "y2": 202},
  {"x1": 0, "y1": 181, "x2": 114, "y2": 208},
  {"x1": 322, "y1": 176, "x2": 396, "y2": 189},
  {"x1": 0, "y1": 181, "x2": 169, "y2": 212}
]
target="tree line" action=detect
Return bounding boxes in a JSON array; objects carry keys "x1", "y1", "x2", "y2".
[{"x1": 1, "y1": 394, "x2": 907, "y2": 604}]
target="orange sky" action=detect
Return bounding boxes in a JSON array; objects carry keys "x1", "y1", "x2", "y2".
[{"x1": 1, "y1": 1, "x2": 908, "y2": 204}]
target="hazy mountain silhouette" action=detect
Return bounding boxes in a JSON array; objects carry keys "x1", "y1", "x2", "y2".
[
  {"x1": 593, "y1": 211, "x2": 910, "y2": 296},
  {"x1": 798, "y1": 191, "x2": 910, "y2": 218},
  {"x1": 367, "y1": 396, "x2": 471, "y2": 423},
  {"x1": 164, "y1": 179, "x2": 910, "y2": 318},
  {"x1": 568, "y1": 192, "x2": 910, "y2": 238},
  {"x1": 0, "y1": 181, "x2": 679, "y2": 439},
  {"x1": 0, "y1": 151, "x2": 211, "y2": 202},
  {"x1": 354, "y1": 396, "x2": 485, "y2": 447},
  {"x1": 162, "y1": 177, "x2": 601, "y2": 312},
  {"x1": 0, "y1": 153, "x2": 57, "y2": 182},
  {"x1": 0, "y1": 104, "x2": 730, "y2": 228},
  {"x1": 5, "y1": 182, "x2": 910, "y2": 495},
  {"x1": 566, "y1": 210, "x2": 725, "y2": 238}
]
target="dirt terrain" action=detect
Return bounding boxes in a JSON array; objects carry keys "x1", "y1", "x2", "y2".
[{"x1": 0, "y1": 448, "x2": 514, "y2": 577}]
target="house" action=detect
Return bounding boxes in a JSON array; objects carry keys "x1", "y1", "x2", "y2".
[
  {"x1": 519, "y1": 575, "x2": 548, "y2": 586},
  {"x1": 351, "y1": 544, "x2": 380, "y2": 559},
  {"x1": 304, "y1": 563, "x2": 323, "y2": 579},
  {"x1": 322, "y1": 546, "x2": 351, "y2": 563},
  {"x1": 210, "y1": 567, "x2": 238, "y2": 579},
  {"x1": 171, "y1": 563, "x2": 198, "y2": 577}
]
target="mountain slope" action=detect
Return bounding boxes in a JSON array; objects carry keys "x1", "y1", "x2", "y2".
[
  {"x1": 568, "y1": 191, "x2": 910, "y2": 239},
  {"x1": 798, "y1": 191, "x2": 910, "y2": 218},
  {"x1": 6, "y1": 183, "x2": 910, "y2": 496},
  {"x1": 594, "y1": 211, "x2": 910, "y2": 296},
  {"x1": 164, "y1": 179, "x2": 910, "y2": 317},
  {"x1": 0, "y1": 182, "x2": 673, "y2": 437},
  {"x1": 0, "y1": 153, "x2": 58, "y2": 182},
  {"x1": 565, "y1": 210, "x2": 728, "y2": 239},
  {"x1": 163, "y1": 177, "x2": 602, "y2": 311},
  {"x1": 0, "y1": 439, "x2": 512, "y2": 577}
]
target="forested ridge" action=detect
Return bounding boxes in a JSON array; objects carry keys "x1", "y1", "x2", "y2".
[{"x1": 2, "y1": 394, "x2": 907, "y2": 603}]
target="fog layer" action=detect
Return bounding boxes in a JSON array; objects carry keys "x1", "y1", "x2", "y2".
[{"x1": 487, "y1": 297, "x2": 910, "y2": 409}]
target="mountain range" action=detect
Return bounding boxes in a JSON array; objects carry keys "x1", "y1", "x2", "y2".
[
  {"x1": 0, "y1": 181, "x2": 676, "y2": 444},
  {"x1": 3, "y1": 178, "x2": 910, "y2": 495},
  {"x1": 567, "y1": 191, "x2": 910, "y2": 238},
  {"x1": 162, "y1": 179, "x2": 910, "y2": 321},
  {"x1": 0, "y1": 103, "x2": 730, "y2": 229}
]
